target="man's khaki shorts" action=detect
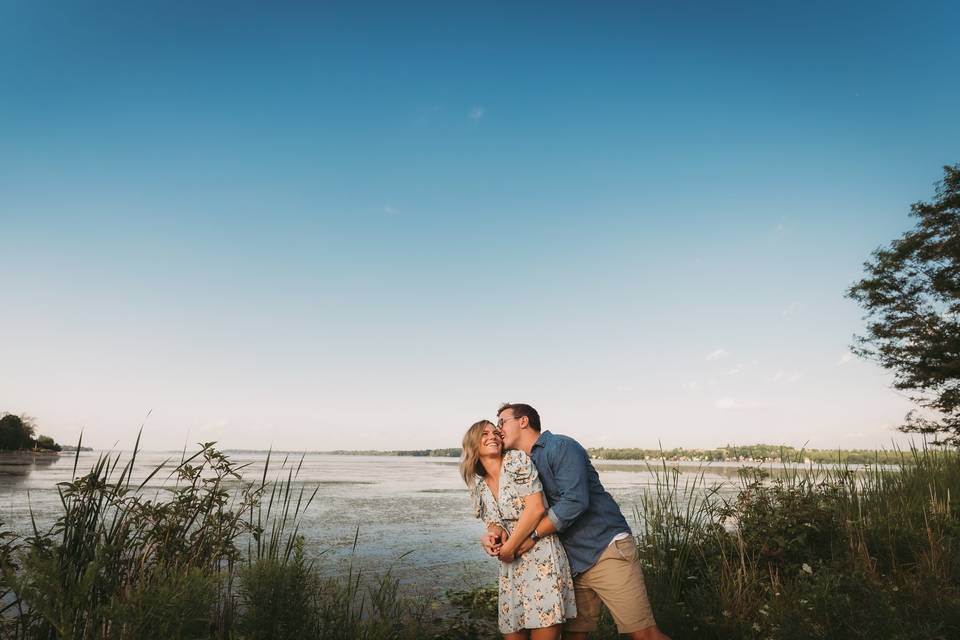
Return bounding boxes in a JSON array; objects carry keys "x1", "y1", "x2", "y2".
[{"x1": 564, "y1": 537, "x2": 657, "y2": 634}]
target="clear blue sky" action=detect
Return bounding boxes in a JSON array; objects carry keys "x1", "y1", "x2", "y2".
[{"x1": 2, "y1": 1, "x2": 957, "y2": 450}]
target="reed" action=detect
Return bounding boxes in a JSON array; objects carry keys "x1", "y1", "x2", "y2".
[
  {"x1": 633, "y1": 443, "x2": 960, "y2": 639},
  {"x1": 0, "y1": 435, "x2": 431, "y2": 640}
]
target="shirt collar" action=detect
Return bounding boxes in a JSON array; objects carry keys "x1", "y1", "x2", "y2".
[{"x1": 532, "y1": 430, "x2": 553, "y2": 450}]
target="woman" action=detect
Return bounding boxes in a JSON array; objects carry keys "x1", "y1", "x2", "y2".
[{"x1": 460, "y1": 420, "x2": 576, "y2": 640}]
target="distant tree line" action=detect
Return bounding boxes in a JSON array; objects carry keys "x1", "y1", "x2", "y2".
[
  {"x1": 324, "y1": 445, "x2": 909, "y2": 464},
  {"x1": 0, "y1": 413, "x2": 62, "y2": 452},
  {"x1": 327, "y1": 448, "x2": 461, "y2": 457},
  {"x1": 589, "y1": 444, "x2": 909, "y2": 465}
]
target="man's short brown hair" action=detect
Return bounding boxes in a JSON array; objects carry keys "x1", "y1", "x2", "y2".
[{"x1": 497, "y1": 403, "x2": 541, "y2": 432}]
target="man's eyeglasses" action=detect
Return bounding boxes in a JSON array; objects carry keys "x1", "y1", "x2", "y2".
[{"x1": 496, "y1": 416, "x2": 522, "y2": 429}]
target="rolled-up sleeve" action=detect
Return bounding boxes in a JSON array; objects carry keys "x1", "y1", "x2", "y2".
[{"x1": 545, "y1": 439, "x2": 590, "y2": 532}]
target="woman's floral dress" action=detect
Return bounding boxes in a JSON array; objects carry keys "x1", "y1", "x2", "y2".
[{"x1": 475, "y1": 449, "x2": 577, "y2": 634}]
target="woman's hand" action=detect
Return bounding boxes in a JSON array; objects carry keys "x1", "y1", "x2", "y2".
[{"x1": 481, "y1": 524, "x2": 508, "y2": 556}]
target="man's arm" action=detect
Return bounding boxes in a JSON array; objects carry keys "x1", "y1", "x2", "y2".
[
  {"x1": 497, "y1": 491, "x2": 547, "y2": 561},
  {"x1": 512, "y1": 512, "x2": 557, "y2": 557},
  {"x1": 543, "y1": 438, "x2": 590, "y2": 533}
]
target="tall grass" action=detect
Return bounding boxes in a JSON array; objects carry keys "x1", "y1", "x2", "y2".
[
  {"x1": 635, "y1": 444, "x2": 960, "y2": 639},
  {"x1": 0, "y1": 436, "x2": 434, "y2": 640}
]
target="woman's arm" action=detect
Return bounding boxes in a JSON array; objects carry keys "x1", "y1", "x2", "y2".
[{"x1": 498, "y1": 491, "x2": 547, "y2": 561}]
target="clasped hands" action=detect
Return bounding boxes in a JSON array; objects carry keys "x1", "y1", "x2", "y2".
[{"x1": 480, "y1": 525, "x2": 537, "y2": 562}]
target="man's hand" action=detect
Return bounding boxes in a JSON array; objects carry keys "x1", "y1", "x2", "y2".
[
  {"x1": 514, "y1": 535, "x2": 537, "y2": 557},
  {"x1": 481, "y1": 525, "x2": 508, "y2": 557},
  {"x1": 499, "y1": 534, "x2": 538, "y2": 563}
]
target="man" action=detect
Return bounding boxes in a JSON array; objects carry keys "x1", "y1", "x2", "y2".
[{"x1": 482, "y1": 403, "x2": 670, "y2": 640}]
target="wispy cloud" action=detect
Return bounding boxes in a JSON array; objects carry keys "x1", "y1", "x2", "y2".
[
  {"x1": 706, "y1": 348, "x2": 730, "y2": 361},
  {"x1": 838, "y1": 351, "x2": 854, "y2": 366},
  {"x1": 781, "y1": 301, "x2": 803, "y2": 317},
  {"x1": 414, "y1": 104, "x2": 443, "y2": 126},
  {"x1": 715, "y1": 397, "x2": 768, "y2": 411},
  {"x1": 682, "y1": 380, "x2": 702, "y2": 392},
  {"x1": 383, "y1": 205, "x2": 399, "y2": 215},
  {"x1": 722, "y1": 365, "x2": 743, "y2": 376},
  {"x1": 772, "y1": 370, "x2": 804, "y2": 383},
  {"x1": 197, "y1": 419, "x2": 230, "y2": 434},
  {"x1": 468, "y1": 106, "x2": 485, "y2": 120}
]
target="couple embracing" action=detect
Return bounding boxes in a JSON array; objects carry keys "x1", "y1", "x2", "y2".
[{"x1": 460, "y1": 403, "x2": 670, "y2": 640}]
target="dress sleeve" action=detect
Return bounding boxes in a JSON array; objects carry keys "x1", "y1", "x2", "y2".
[{"x1": 503, "y1": 450, "x2": 542, "y2": 497}]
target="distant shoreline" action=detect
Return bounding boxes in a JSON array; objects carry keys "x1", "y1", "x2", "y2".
[
  {"x1": 193, "y1": 443, "x2": 923, "y2": 465},
  {"x1": 0, "y1": 449, "x2": 63, "y2": 456},
  {"x1": 66, "y1": 443, "x2": 929, "y2": 466}
]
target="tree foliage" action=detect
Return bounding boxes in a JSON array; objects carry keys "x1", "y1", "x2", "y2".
[
  {"x1": 0, "y1": 413, "x2": 61, "y2": 451},
  {"x1": 0, "y1": 414, "x2": 35, "y2": 451},
  {"x1": 34, "y1": 435, "x2": 62, "y2": 452},
  {"x1": 848, "y1": 164, "x2": 960, "y2": 444}
]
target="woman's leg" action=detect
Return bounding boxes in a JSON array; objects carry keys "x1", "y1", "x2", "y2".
[
  {"x1": 529, "y1": 624, "x2": 562, "y2": 640},
  {"x1": 503, "y1": 631, "x2": 529, "y2": 640}
]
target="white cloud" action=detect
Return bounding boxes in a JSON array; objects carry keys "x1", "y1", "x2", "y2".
[
  {"x1": 781, "y1": 302, "x2": 803, "y2": 317},
  {"x1": 197, "y1": 419, "x2": 230, "y2": 435},
  {"x1": 468, "y1": 106, "x2": 485, "y2": 120},
  {"x1": 772, "y1": 370, "x2": 804, "y2": 383},
  {"x1": 706, "y1": 348, "x2": 730, "y2": 361},
  {"x1": 383, "y1": 205, "x2": 398, "y2": 214},
  {"x1": 715, "y1": 397, "x2": 768, "y2": 411},
  {"x1": 720, "y1": 360, "x2": 756, "y2": 376},
  {"x1": 682, "y1": 380, "x2": 702, "y2": 392},
  {"x1": 838, "y1": 351, "x2": 854, "y2": 366},
  {"x1": 413, "y1": 104, "x2": 444, "y2": 127}
]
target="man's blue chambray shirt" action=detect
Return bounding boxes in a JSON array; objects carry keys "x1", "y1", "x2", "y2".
[{"x1": 529, "y1": 430, "x2": 631, "y2": 576}]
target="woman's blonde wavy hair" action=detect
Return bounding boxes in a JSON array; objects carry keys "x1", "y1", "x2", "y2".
[{"x1": 459, "y1": 419, "x2": 497, "y2": 488}]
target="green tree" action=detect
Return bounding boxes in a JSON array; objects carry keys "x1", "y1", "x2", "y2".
[
  {"x1": 848, "y1": 164, "x2": 960, "y2": 444},
  {"x1": 35, "y1": 435, "x2": 62, "y2": 452},
  {"x1": 0, "y1": 413, "x2": 36, "y2": 450}
]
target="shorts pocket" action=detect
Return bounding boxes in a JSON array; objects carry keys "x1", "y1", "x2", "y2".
[{"x1": 613, "y1": 537, "x2": 637, "y2": 561}]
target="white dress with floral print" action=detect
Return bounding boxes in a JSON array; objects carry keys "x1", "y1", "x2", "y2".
[{"x1": 475, "y1": 449, "x2": 577, "y2": 634}]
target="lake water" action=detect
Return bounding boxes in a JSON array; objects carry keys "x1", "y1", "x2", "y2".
[{"x1": 0, "y1": 451, "x2": 763, "y2": 592}]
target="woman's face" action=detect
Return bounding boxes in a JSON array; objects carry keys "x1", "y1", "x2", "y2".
[{"x1": 479, "y1": 424, "x2": 503, "y2": 457}]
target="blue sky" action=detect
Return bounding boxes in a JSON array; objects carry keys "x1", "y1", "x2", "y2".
[{"x1": 1, "y1": 1, "x2": 958, "y2": 450}]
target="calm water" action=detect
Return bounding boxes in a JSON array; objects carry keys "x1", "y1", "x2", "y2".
[{"x1": 0, "y1": 451, "x2": 747, "y2": 591}]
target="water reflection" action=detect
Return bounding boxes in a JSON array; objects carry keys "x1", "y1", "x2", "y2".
[{"x1": 0, "y1": 452, "x2": 63, "y2": 485}]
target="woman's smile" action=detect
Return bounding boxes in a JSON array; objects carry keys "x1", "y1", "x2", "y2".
[{"x1": 481, "y1": 428, "x2": 502, "y2": 452}]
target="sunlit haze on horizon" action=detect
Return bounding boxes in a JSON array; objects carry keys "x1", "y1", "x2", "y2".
[{"x1": 2, "y1": 1, "x2": 958, "y2": 451}]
